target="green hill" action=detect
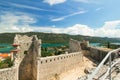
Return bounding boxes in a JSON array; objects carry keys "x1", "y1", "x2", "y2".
[{"x1": 0, "y1": 32, "x2": 120, "y2": 44}]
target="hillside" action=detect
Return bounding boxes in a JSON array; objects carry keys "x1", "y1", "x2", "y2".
[{"x1": 0, "y1": 32, "x2": 120, "y2": 44}]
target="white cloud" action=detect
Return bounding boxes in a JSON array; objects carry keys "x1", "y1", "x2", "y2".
[
  {"x1": 74, "y1": 0, "x2": 91, "y2": 3},
  {"x1": 102, "y1": 20, "x2": 120, "y2": 29},
  {"x1": 51, "y1": 17, "x2": 64, "y2": 22},
  {"x1": 33, "y1": 20, "x2": 120, "y2": 37},
  {"x1": 51, "y1": 10, "x2": 86, "y2": 21},
  {"x1": 96, "y1": 7, "x2": 103, "y2": 11},
  {"x1": 74, "y1": 0, "x2": 99, "y2": 4},
  {"x1": 0, "y1": 12, "x2": 34, "y2": 33},
  {"x1": 7, "y1": 2, "x2": 56, "y2": 12},
  {"x1": 94, "y1": 20, "x2": 120, "y2": 37},
  {"x1": 43, "y1": 0, "x2": 66, "y2": 6},
  {"x1": 1, "y1": 12, "x2": 120, "y2": 38},
  {"x1": 65, "y1": 24, "x2": 94, "y2": 35}
]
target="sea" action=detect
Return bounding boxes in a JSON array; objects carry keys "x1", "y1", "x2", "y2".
[{"x1": 0, "y1": 43, "x2": 101, "y2": 53}]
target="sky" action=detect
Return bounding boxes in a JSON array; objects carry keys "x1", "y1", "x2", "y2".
[{"x1": 0, "y1": 0, "x2": 120, "y2": 37}]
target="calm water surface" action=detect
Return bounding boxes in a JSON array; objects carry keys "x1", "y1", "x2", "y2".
[{"x1": 0, "y1": 43, "x2": 101, "y2": 53}]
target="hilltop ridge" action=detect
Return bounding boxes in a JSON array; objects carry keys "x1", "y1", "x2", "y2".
[{"x1": 0, "y1": 32, "x2": 120, "y2": 44}]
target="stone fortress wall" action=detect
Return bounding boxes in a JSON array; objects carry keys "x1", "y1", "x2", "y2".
[
  {"x1": 0, "y1": 35, "x2": 41, "y2": 80},
  {"x1": 82, "y1": 43, "x2": 117, "y2": 63},
  {"x1": 0, "y1": 66, "x2": 18, "y2": 80},
  {"x1": 38, "y1": 52, "x2": 82, "y2": 80},
  {"x1": 88, "y1": 47, "x2": 112, "y2": 62},
  {"x1": 69, "y1": 39, "x2": 81, "y2": 52},
  {"x1": 37, "y1": 38, "x2": 83, "y2": 80},
  {"x1": 0, "y1": 35, "x2": 83, "y2": 80},
  {"x1": 15, "y1": 35, "x2": 41, "y2": 80},
  {"x1": 84, "y1": 46, "x2": 116, "y2": 63},
  {"x1": 0, "y1": 34, "x2": 117, "y2": 80}
]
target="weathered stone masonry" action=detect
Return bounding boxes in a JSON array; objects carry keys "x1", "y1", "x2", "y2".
[
  {"x1": 0, "y1": 35, "x2": 83, "y2": 80},
  {"x1": 0, "y1": 66, "x2": 18, "y2": 80},
  {"x1": 0, "y1": 35, "x2": 116, "y2": 80},
  {"x1": 38, "y1": 52, "x2": 82, "y2": 80},
  {"x1": 37, "y1": 38, "x2": 83, "y2": 80}
]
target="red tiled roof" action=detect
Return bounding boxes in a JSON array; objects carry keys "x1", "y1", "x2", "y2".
[{"x1": 0, "y1": 53, "x2": 11, "y2": 58}]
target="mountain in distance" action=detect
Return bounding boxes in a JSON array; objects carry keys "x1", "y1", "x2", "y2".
[{"x1": 0, "y1": 32, "x2": 120, "y2": 44}]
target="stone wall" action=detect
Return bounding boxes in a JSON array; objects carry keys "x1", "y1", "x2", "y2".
[
  {"x1": 37, "y1": 52, "x2": 83, "y2": 80},
  {"x1": 0, "y1": 66, "x2": 18, "y2": 80},
  {"x1": 85, "y1": 47, "x2": 116, "y2": 62},
  {"x1": 13, "y1": 35, "x2": 33, "y2": 60},
  {"x1": 69, "y1": 39, "x2": 89, "y2": 53},
  {"x1": 69, "y1": 39, "x2": 81, "y2": 53},
  {"x1": 17, "y1": 35, "x2": 41, "y2": 80},
  {"x1": 1, "y1": 35, "x2": 111, "y2": 80},
  {"x1": 0, "y1": 35, "x2": 84, "y2": 80}
]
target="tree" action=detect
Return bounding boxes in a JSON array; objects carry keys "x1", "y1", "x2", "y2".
[{"x1": 0, "y1": 57, "x2": 13, "y2": 69}]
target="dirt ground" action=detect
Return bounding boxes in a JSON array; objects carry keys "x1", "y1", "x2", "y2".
[{"x1": 59, "y1": 56, "x2": 95, "y2": 80}]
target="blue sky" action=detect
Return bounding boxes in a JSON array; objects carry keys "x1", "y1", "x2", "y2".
[{"x1": 0, "y1": 0, "x2": 120, "y2": 37}]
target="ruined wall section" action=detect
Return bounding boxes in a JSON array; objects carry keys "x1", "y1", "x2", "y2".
[
  {"x1": 13, "y1": 35, "x2": 33, "y2": 61},
  {"x1": 0, "y1": 35, "x2": 84, "y2": 80},
  {"x1": 87, "y1": 47, "x2": 115, "y2": 62},
  {"x1": 29, "y1": 36, "x2": 41, "y2": 80},
  {"x1": 69, "y1": 39, "x2": 81, "y2": 53},
  {"x1": 0, "y1": 66, "x2": 18, "y2": 80},
  {"x1": 0, "y1": 35, "x2": 34, "y2": 80},
  {"x1": 37, "y1": 52, "x2": 83, "y2": 80},
  {"x1": 89, "y1": 47, "x2": 110, "y2": 61},
  {"x1": 13, "y1": 34, "x2": 41, "y2": 80}
]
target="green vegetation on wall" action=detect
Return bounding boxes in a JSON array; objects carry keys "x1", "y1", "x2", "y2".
[
  {"x1": 41, "y1": 46, "x2": 68, "y2": 57},
  {"x1": 0, "y1": 57, "x2": 13, "y2": 69}
]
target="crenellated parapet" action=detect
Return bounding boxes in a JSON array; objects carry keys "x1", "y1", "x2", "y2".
[{"x1": 0, "y1": 35, "x2": 84, "y2": 80}]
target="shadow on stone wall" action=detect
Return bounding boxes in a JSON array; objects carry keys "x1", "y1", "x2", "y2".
[
  {"x1": 19, "y1": 42, "x2": 34, "y2": 80},
  {"x1": 82, "y1": 47, "x2": 116, "y2": 64},
  {"x1": 19, "y1": 35, "x2": 40, "y2": 80}
]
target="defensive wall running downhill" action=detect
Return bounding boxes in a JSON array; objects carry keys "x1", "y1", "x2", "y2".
[
  {"x1": 88, "y1": 47, "x2": 112, "y2": 62},
  {"x1": 84, "y1": 46, "x2": 116, "y2": 62},
  {"x1": 0, "y1": 34, "x2": 118, "y2": 80}
]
